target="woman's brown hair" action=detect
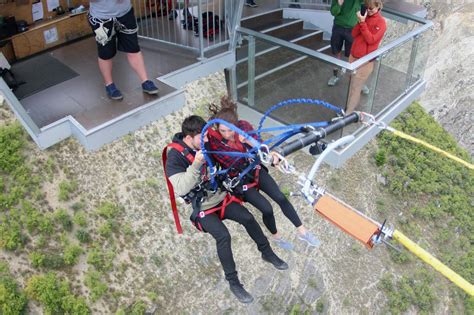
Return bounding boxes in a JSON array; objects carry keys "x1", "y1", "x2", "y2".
[{"x1": 209, "y1": 95, "x2": 239, "y2": 125}]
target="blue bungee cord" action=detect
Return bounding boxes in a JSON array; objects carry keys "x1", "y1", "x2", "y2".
[
  {"x1": 200, "y1": 99, "x2": 344, "y2": 190},
  {"x1": 201, "y1": 118, "x2": 266, "y2": 190},
  {"x1": 257, "y1": 98, "x2": 344, "y2": 141}
]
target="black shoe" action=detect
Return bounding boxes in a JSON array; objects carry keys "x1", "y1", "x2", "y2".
[
  {"x1": 229, "y1": 282, "x2": 254, "y2": 304},
  {"x1": 262, "y1": 253, "x2": 289, "y2": 270},
  {"x1": 245, "y1": 0, "x2": 258, "y2": 8},
  {"x1": 168, "y1": 10, "x2": 178, "y2": 20}
]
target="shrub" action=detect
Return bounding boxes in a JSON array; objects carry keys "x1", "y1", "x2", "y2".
[
  {"x1": 0, "y1": 262, "x2": 27, "y2": 314},
  {"x1": 0, "y1": 275, "x2": 28, "y2": 314},
  {"x1": 130, "y1": 300, "x2": 147, "y2": 315},
  {"x1": 54, "y1": 208, "x2": 73, "y2": 231},
  {"x1": 87, "y1": 248, "x2": 114, "y2": 272},
  {"x1": 43, "y1": 254, "x2": 65, "y2": 270},
  {"x1": 73, "y1": 211, "x2": 87, "y2": 227},
  {"x1": 76, "y1": 229, "x2": 91, "y2": 243},
  {"x1": 98, "y1": 221, "x2": 113, "y2": 238},
  {"x1": 25, "y1": 273, "x2": 90, "y2": 314},
  {"x1": 0, "y1": 219, "x2": 23, "y2": 250},
  {"x1": 374, "y1": 149, "x2": 386, "y2": 166},
  {"x1": 96, "y1": 202, "x2": 121, "y2": 219},
  {"x1": 30, "y1": 251, "x2": 46, "y2": 268},
  {"x1": 84, "y1": 270, "x2": 108, "y2": 302},
  {"x1": 63, "y1": 244, "x2": 83, "y2": 266}
]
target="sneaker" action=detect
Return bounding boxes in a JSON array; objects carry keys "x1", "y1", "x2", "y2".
[
  {"x1": 289, "y1": 1, "x2": 301, "y2": 8},
  {"x1": 361, "y1": 85, "x2": 370, "y2": 95},
  {"x1": 245, "y1": 0, "x2": 258, "y2": 7},
  {"x1": 327, "y1": 75, "x2": 340, "y2": 86},
  {"x1": 168, "y1": 10, "x2": 178, "y2": 20},
  {"x1": 105, "y1": 83, "x2": 123, "y2": 100},
  {"x1": 298, "y1": 231, "x2": 320, "y2": 247},
  {"x1": 142, "y1": 80, "x2": 159, "y2": 95},
  {"x1": 271, "y1": 237, "x2": 294, "y2": 251},
  {"x1": 229, "y1": 282, "x2": 254, "y2": 304},
  {"x1": 262, "y1": 253, "x2": 289, "y2": 270}
]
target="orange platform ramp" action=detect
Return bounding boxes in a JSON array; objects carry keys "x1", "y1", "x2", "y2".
[{"x1": 314, "y1": 194, "x2": 380, "y2": 248}]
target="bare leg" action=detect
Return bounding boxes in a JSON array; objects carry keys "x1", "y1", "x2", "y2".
[
  {"x1": 346, "y1": 58, "x2": 374, "y2": 114},
  {"x1": 346, "y1": 75, "x2": 366, "y2": 114},
  {"x1": 126, "y1": 51, "x2": 148, "y2": 83},
  {"x1": 98, "y1": 58, "x2": 114, "y2": 86}
]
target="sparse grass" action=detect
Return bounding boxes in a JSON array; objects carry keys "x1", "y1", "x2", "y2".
[
  {"x1": 85, "y1": 269, "x2": 108, "y2": 302},
  {"x1": 58, "y1": 180, "x2": 78, "y2": 202}
]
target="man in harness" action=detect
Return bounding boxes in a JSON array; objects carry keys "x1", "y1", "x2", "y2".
[{"x1": 164, "y1": 115, "x2": 288, "y2": 304}]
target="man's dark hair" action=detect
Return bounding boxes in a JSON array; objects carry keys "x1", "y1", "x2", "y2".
[{"x1": 182, "y1": 115, "x2": 206, "y2": 137}]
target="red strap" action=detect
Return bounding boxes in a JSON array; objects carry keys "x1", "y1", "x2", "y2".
[
  {"x1": 166, "y1": 142, "x2": 194, "y2": 164},
  {"x1": 162, "y1": 145, "x2": 183, "y2": 234},
  {"x1": 197, "y1": 194, "x2": 242, "y2": 221},
  {"x1": 242, "y1": 165, "x2": 260, "y2": 191}
]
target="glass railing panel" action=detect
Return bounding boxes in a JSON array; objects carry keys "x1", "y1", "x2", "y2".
[
  {"x1": 409, "y1": 29, "x2": 432, "y2": 87},
  {"x1": 237, "y1": 36, "x2": 347, "y2": 140},
  {"x1": 367, "y1": 37, "x2": 414, "y2": 116}
]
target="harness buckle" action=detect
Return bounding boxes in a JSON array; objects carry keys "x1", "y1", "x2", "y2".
[{"x1": 199, "y1": 211, "x2": 206, "y2": 218}]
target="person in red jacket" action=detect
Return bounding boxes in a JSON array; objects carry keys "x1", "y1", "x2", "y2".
[{"x1": 346, "y1": 0, "x2": 386, "y2": 114}]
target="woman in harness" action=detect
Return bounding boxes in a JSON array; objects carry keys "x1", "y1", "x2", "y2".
[{"x1": 207, "y1": 97, "x2": 320, "y2": 250}]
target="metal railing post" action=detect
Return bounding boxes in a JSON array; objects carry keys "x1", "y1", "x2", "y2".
[
  {"x1": 198, "y1": 0, "x2": 205, "y2": 60},
  {"x1": 247, "y1": 35, "x2": 256, "y2": 107},
  {"x1": 405, "y1": 35, "x2": 420, "y2": 90}
]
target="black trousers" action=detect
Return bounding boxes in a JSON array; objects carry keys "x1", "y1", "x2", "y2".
[
  {"x1": 243, "y1": 168, "x2": 302, "y2": 234},
  {"x1": 199, "y1": 201, "x2": 272, "y2": 283}
]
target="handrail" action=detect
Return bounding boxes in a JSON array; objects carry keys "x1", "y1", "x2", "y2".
[{"x1": 236, "y1": 8, "x2": 433, "y2": 72}]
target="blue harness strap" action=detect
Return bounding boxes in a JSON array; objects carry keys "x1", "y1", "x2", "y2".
[{"x1": 201, "y1": 99, "x2": 343, "y2": 190}]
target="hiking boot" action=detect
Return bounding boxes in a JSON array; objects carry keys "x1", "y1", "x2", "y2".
[
  {"x1": 298, "y1": 231, "x2": 320, "y2": 247},
  {"x1": 327, "y1": 75, "x2": 340, "y2": 86},
  {"x1": 262, "y1": 252, "x2": 289, "y2": 270},
  {"x1": 142, "y1": 80, "x2": 159, "y2": 95},
  {"x1": 229, "y1": 282, "x2": 254, "y2": 304},
  {"x1": 245, "y1": 0, "x2": 258, "y2": 7},
  {"x1": 105, "y1": 83, "x2": 123, "y2": 100},
  {"x1": 361, "y1": 85, "x2": 370, "y2": 95},
  {"x1": 271, "y1": 237, "x2": 294, "y2": 251}
]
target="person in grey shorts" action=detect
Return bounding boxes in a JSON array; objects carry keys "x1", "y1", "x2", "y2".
[{"x1": 89, "y1": 0, "x2": 159, "y2": 100}]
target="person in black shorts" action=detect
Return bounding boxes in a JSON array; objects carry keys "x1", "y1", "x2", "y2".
[
  {"x1": 328, "y1": 0, "x2": 363, "y2": 87},
  {"x1": 89, "y1": 0, "x2": 159, "y2": 100}
]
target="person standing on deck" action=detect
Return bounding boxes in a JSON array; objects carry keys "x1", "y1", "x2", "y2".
[{"x1": 88, "y1": 0, "x2": 159, "y2": 100}]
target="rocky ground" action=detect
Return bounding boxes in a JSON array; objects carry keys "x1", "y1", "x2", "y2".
[
  {"x1": 1, "y1": 70, "x2": 456, "y2": 314},
  {"x1": 416, "y1": 1, "x2": 474, "y2": 155}
]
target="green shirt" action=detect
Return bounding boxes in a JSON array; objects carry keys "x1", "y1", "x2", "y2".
[{"x1": 330, "y1": 0, "x2": 363, "y2": 29}]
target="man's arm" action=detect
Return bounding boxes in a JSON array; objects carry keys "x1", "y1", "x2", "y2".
[
  {"x1": 330, "y1": 0, "x2": 344, "y2": 16},
  {"x1": 167, "y1": 150, "x2": 206, "y2": 196}
]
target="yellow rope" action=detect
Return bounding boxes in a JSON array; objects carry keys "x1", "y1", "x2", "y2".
[
  {"x1": 385, "y1": 127, "x2": 473, "y2": 170},
  {"x1": 393, "y1": 230, "x2": 474, "y2": 296}
]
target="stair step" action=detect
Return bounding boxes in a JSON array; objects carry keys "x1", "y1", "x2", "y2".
[
  {"x1": 236, "y1": 31, "x2": 326, "y2": 84},
  {"x1": 237, "y1": 29, "x2": 323, "y2": 63},
  {"x1": 241, "y1": 9, "x2": 283, "y2": 30},
  {"x1": 236, "y1": 21, "x2": 312, "y2": 61}
]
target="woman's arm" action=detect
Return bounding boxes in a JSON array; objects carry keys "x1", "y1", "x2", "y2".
[{"x1": 360, "y1": 16, "x2": 387, "y2": 45}]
